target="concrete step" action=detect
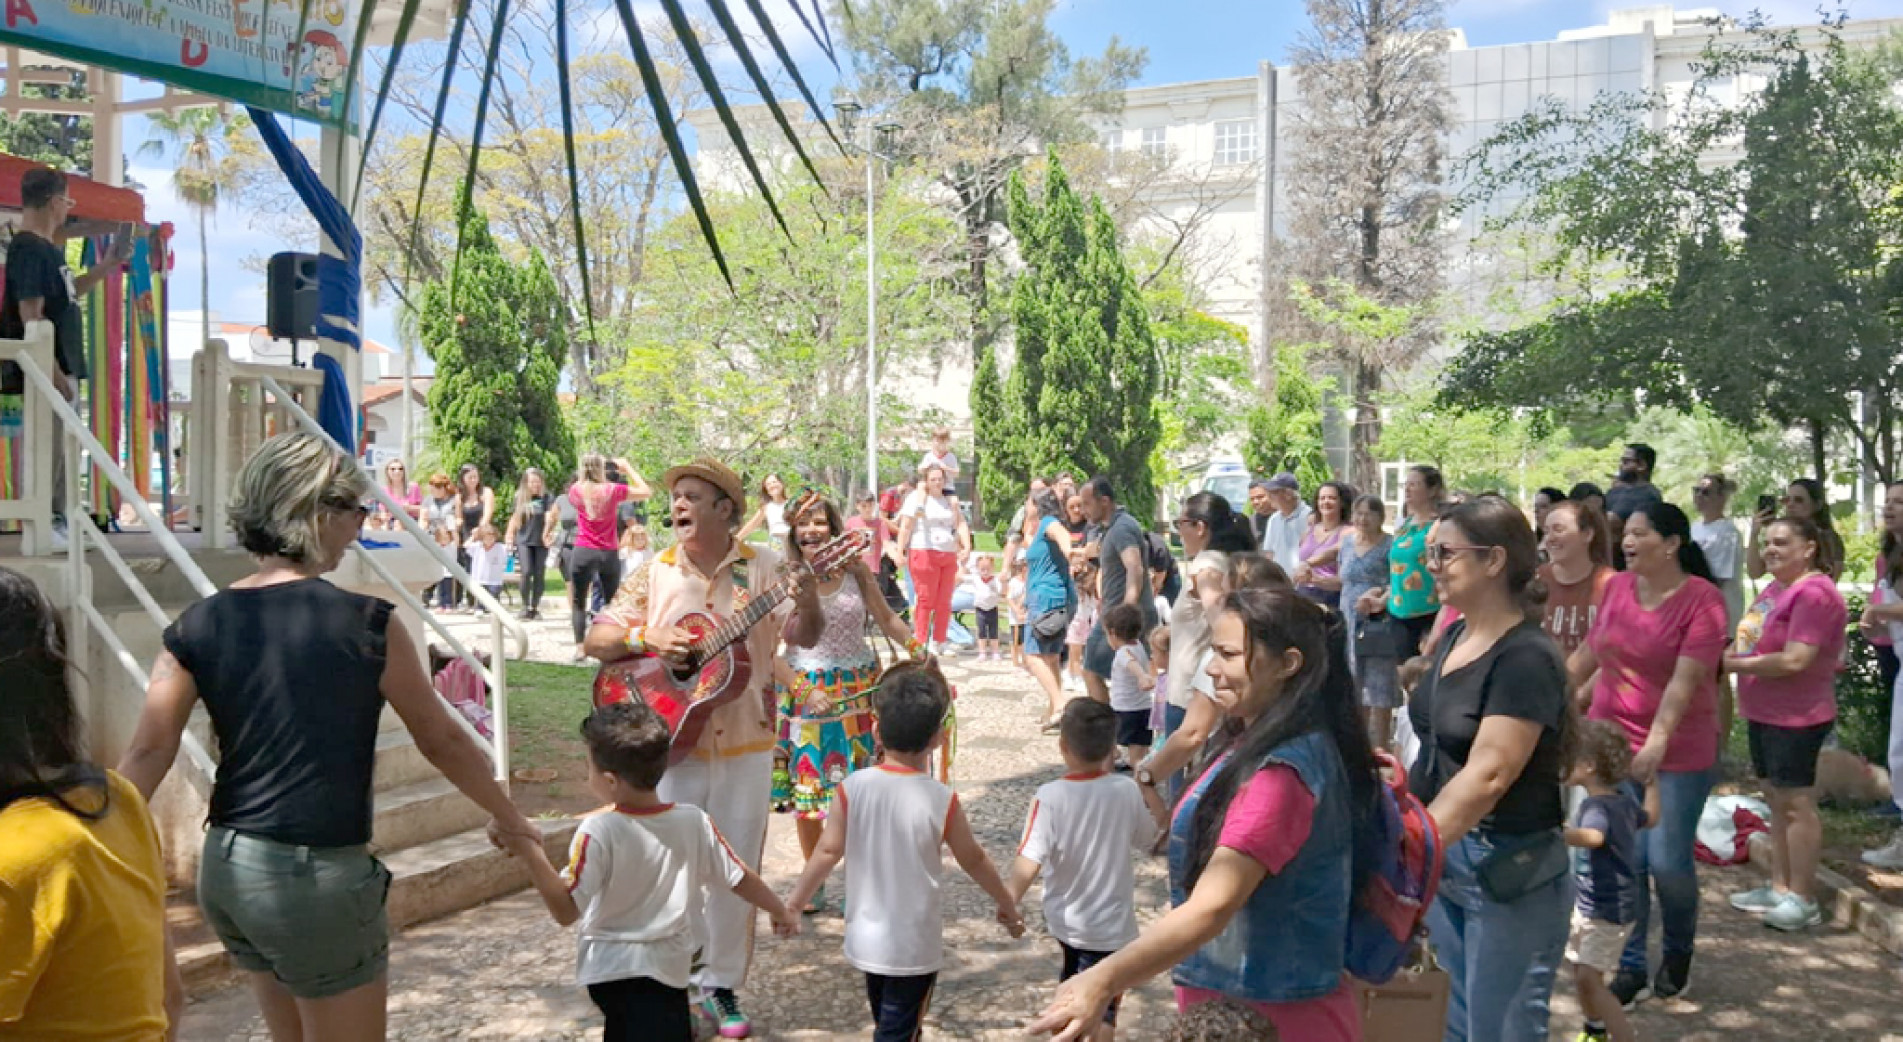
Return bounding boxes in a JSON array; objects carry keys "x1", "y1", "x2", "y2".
[
  {"x1": 372, "y1": 728, "x2": 438, "y2": 791},
  {"x1": 177, "y1": 818, "x2": 577, "y2": 995},
  {"x1": 371, "y1": 778, "x2": 488, "y2": 852}
]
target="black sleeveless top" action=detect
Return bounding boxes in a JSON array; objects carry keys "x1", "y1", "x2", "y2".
[{"x1": 162, "y1": 579, "x2": 393, "y2": 847}]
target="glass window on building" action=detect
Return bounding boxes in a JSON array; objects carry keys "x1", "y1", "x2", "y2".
[
  {"x1": 1212, "y1": 119, "x2": 1257, "y2": 165},
  {"x1": 1141, "y1": 126, "x2": 1169, "y2": 158}
]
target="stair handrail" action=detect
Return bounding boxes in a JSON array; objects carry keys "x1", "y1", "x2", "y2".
[
  {"x1": 256, "y1": 374, "x2": 532, "y2": 661},
  {"x1": 11, "y1": 346, "x2": 220, "y2": 793},
  {"x1": 256, "y1": 374, "x2": 520, "y2": 783}
]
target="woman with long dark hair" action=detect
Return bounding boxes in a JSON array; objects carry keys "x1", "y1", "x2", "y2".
[
  {"x1": 1030, "y1": 587, "x2": 1379, "y2": 1041},
  {"x1": 1568, "y1": 502, "x2": 1728, "y2": 1008},
  {"x1": 1024, "y1": 487, "x2": 1079, "y2": 728},
  {"x1": 1135, "y1": 492, "x2": 1259, "y2": 806},
  {"x1": 1725, "y1": 515, "x2": 1844, "y2": 931},
  {"x1": 771, "y1": 497, "x2": 917, "y2": 911},
  {"x1": 1409, "y1": 496, "x2": 1572, "y2": 1042},
  {"x1": 738, "y1": 472, "x2": 793, "y2": 544},
  {"x1": 1292, "y1": 481, "x2": 1352, "y2": 603},
  {"x1": 1747, "y1": 477, "x2": 1843, "y2": 580},
  {"x1": 453, "y1": 463, "x2": 495, "y2": 608},
  {"x1": 1861, "y1": 481, "x2": 1903, "y2": 870},
  {"x1": 0, "y1": 568, "x2": 173, "y2": 1039},
  {"x1": 1538, "y1": 499, "x2": 1615, "y2": 659}
]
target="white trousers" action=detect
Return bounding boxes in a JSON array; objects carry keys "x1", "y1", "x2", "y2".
[
  {"x1": 1889, "y1": 672, "x2": 1903, "y2": 813},
  {"x1": 657, "y1": 749, "x2": 772, "y2": 991}
]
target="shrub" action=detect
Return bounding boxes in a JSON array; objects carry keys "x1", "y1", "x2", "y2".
[{"x1": 1836, "y1": 591, "x2": 1892, "y2": 763}]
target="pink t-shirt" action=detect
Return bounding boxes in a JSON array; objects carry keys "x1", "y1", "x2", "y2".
[
  {"x1": 1735, "y1": 574, "x2": 1845, "y2": 729},
  {"x1": 1173, "y1": 765, "x2": 1360, "y2": 1042},
  {"x1": 1587, "y1": 572, "x2": 1728, "y2": 772},
  {"x1": 843, "y1": 515, "x2": 891, "y2": 574},
  {"x1": 569, "y1": 483, "x2": 630, "y2": 551}
]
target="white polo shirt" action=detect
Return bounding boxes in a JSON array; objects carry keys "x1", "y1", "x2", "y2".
[
  {"x1": 839, "y1": 764, "x2": 957, "y2": 976},
  {"x1": 560, "y1": 803, "x2": 746, "y2": 988},
  {"x1": 1017, "y1": 771, "x2": 1157, "y2": 951}
]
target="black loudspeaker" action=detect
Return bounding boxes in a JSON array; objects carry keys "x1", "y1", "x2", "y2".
[{"x1": 266, "y1": 252, "x2": 320, "y2": 340}]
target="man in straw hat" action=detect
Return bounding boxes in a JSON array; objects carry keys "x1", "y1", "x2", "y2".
[{"x1": 585, "y1": 457, "x2": 823, "y2": 1038}]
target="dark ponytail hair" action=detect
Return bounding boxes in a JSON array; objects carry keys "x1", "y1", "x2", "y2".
[
  {"x1": 1634, "y1": 502, "x2": 1715, "y2": 584},
  {"x1": 0, "y1": 568, "x2": 106, "y2": 819},
  {"x1": 1181, "y1": 491, "x2": 1258, "y2": 555},
  {"x1": 1184, "y1": 587, "x2": 1379, "y2": 893}
]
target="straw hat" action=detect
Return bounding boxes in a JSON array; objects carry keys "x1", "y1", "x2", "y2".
[{"x1": 661, "y1": 457, "x2": 747, "y2": 510}]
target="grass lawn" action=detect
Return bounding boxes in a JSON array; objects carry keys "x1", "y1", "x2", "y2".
[{"x1": 502, "y1": 660, "x2": 597, "y2": 816}]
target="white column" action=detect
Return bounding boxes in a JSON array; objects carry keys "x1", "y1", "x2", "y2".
[{"x1": 91, "y1": 69, "x2": 122, "y2": 186}]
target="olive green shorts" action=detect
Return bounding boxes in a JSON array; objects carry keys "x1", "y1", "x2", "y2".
[{"x1": 197, "y1": 827, "x2": 392, "y2": 999}]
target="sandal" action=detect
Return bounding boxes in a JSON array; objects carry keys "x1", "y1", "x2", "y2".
[
  {"x1": 802, "y1": 882, "x2": 828, "y2": 915},
  {"x1": 1040, "y1": 719, "x2": 1062, "y2": 735}
]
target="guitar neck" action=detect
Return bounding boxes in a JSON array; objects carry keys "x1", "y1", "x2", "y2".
[{"x1": 688, "y1": 574, "x2": 797, "y2": 662}]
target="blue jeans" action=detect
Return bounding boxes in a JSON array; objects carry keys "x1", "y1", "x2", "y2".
[
  {"x1": 1428, "y1": 829, "x2": 1573, "y2": 1042},
  {"x1": 1619, "y1": 767, "x2": 1713, "y2": 975}
]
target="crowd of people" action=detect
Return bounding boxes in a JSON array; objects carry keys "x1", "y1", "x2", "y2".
[{"x1": 8, "y1": 429, "x2": 1903, "y2": 1042}]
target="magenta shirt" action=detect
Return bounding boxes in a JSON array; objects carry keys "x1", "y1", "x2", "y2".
[
  {"x1": 569, "y1": 483, "x2": 630, "y2": 551},
  {"x1": 1586, "y1": 572, "x2": 1728, "y2": 773},
  {"x1": 1735, "y1": 574, "x2": 1845, "y2": 729}
]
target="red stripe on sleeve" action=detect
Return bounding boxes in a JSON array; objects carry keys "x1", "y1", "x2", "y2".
[
  {"x1": 564, "y1": 833, "x2": 591, "y2": 894},
  {"x1": 1017, "y1": 798, "x2": 1041, "y2": 856}
]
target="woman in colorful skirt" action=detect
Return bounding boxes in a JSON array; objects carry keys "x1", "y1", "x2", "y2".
[{"x1": 772, "y1": 497, "x2": 919, "y2": 912}]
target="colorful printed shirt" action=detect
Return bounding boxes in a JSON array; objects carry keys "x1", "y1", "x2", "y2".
[{"x1": 1388, "y1": 515, "x2": 1440, "y2": 620}]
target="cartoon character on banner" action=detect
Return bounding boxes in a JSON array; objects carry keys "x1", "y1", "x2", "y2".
[{"x1": 286, "y1": 30, "x2": 348, "y2": 118}]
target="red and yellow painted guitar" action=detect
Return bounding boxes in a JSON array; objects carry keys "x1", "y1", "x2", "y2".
[{"x1": 592, "y1": 512, "x2": 871, "y2": 763}]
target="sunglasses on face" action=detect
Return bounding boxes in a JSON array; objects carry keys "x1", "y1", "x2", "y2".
[{"x1": 1424, "y1": 542, "x2": 1490, "y2": 569}]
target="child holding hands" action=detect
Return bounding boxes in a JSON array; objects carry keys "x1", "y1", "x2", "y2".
[
  {"x1": 1009, "y1": 698, "x2": 1157, "y2": 1041},
  {"x1": 1565, "y1": 720, "x2": 1661, "y2": 1042},
  {"x1": 498, "y1": 702, "x2": 799, "y2": 1042},
  {"x1": 785, "y1": 660, "x2": 1025, "y2": 1040}
]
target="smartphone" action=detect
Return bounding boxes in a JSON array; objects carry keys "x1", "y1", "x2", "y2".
[{"x1": 1757, "y1": 494, "x2": 1778, "y2": 516}]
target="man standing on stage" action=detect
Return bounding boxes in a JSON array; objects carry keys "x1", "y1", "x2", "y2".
[{"x1": 585, "y1": 458, "x2": 823, "y2": 1039}]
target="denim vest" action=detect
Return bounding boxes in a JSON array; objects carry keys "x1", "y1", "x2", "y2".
[{"x1": 1169, "y1": 730, "x2": 1353, "y2": 1002}]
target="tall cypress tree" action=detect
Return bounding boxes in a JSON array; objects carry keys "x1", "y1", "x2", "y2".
[
  {"x1": 420, "y1": 207, "x2": 575, "y2": 502},
  {"x1": 978, "y1": 153, "x2": 1161, "y2": 522}
]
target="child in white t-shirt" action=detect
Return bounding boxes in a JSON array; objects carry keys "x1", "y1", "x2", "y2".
[
  {"x1": 963, "y1": 553, "x2": 1004, "y2": 660},
  {"x1": 1008, "y1": 698, "x2": 1157, "y2": 1041},
  {"x1": 1102, "y1": 603, "x2": 1156, "y2": 766},
  {"x1": 464, "y1": 524, "x2": 510, "y2": 612},
  {"x1": 501, "y1": 702, "x2": 798, "y2": 1042},
  {"x1": 785, "y1": 661, "x2": 1024, "y2": 1039}
]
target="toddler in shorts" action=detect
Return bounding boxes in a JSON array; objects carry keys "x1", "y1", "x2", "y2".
[
  {"x1": 1101, "y1": 603, "x2": 1155, "y2": 766},
  {"x1": 1565, "y1": 719, "x2": 1659, "y2": 1042}
]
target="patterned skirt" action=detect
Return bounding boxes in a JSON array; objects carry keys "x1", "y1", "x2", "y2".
[{"x1": 771, "y1": 662, "x2": 878, "y2": 819}]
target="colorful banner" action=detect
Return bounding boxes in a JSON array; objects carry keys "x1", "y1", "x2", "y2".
[{"x1": 0, "y1": 0, "x2": 358, "y2": 128}]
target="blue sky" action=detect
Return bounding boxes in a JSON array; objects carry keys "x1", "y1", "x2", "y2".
[{"x1": 127, "y1": 0, "x2": 1903, "y2": 362}]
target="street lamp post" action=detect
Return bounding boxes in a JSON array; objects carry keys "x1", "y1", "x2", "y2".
[{"x1": 835, "y1": 98, "x2": 902, "y2": 501}]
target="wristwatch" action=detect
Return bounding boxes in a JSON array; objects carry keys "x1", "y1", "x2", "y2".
[{"x1": 1134, "y1": 765, "x2": 1157, "y2": 788}]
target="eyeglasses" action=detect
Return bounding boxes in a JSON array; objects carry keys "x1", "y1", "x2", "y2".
[
  {"x1": 1424, "y1": 543, "x2": 1491, "y2": 569},
  {"x1": 1171, "y1": 517, "x2": 1203, "y2": 529},
  {"x1": 325, "y1": 498, "x2": 372, "y2": 518}
]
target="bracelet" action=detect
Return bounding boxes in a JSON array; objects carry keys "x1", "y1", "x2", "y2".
[
  {"x1": 624, "y1": 627, "x2": 647, "y2": 656},
  {"x1": 905, "y1": 637, "x2": 927, "y2": 660}
]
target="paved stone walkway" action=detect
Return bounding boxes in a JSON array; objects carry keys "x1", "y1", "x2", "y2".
[{"x1": 182, "y1": 604, "x2": 1903, "y2": 1040}]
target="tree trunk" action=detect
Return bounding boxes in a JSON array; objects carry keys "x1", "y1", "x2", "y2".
[
  {"x1": 1350, "y1": 356, "x2": 1382, "y2": 492},
  {"x1": 198, "y1": 207, "x2": 211, "y2": 357},
  {"x1": 1809, "y1": 417, "x2": 1827, "y2": 486}
]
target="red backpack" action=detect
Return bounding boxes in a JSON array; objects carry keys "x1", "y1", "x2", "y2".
[{"x1": 1345, "y1": 749, "x2": 1444, "y2": 984}]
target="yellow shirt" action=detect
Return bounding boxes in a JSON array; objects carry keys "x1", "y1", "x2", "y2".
[
  {"x1": 0, "y1": 771, "x2": 167, "y2": 1041},
  {"x1": 598, "y1": 540, "x2": 792, "y2": 759}
]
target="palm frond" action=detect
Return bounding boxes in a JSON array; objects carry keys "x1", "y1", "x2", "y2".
[
  {"x1": 657, "y1": 0, "x2": 791, "y2": 239},
  {"x1": 554, "y1": 0, "x2": 598, "y2": 341},
  {"x1": 353, "y1": 0, "x2": 426, "y2": 202},
  {"x1": 403, "y1": 0, "x2": 475, "y2": 292},
  {"x1": 701, "y1": 0, "x2": 831, "y2": 188},
  {"x1": 781, "y1": 0, "x2": 835, "y2": 64},
  {"x1": 449, "y1": 0, "x2": 517, "y2": 305},
  {"x1": 612, "y1": 0, "x2": 732, "y2": 285},
  {"x1": 741, "y1": 0, "x2": 843, "y2": 154}
]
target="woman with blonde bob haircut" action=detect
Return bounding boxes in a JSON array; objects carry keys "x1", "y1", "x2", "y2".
[{"x1": 118, "y1": 433, "x2": 543, "y2": 1042}]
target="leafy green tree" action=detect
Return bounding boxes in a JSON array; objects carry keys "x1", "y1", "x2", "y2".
[
  {"x1": 419, "y1": 207, "x2": 574, "y2": 502},
  {"x1": 0, "y1": 80, "x2": 91, "y2": 170},
  {"x1": 986, "y1": 155, "x2": 1161, "y2": 521},
  {"x1": 1243, "y1": 342, "x2": 1332, "y2": 491},
  {"x1": 593, "y1": 175, "x2": 962, "y2": 493},
  {"x1": 1448, "y1": 27, "x2": 1903, "y2": 483},
  {"x1": 1142, "y1": 253, "x2": 1256, "y2": 467}
]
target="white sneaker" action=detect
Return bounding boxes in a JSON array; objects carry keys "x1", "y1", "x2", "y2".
[{"x1": 1862, "y1": 831, "x2": 1903, "y2": 870}]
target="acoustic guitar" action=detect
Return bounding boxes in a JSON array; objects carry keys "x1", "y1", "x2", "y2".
[{"x1": 593, "y1": 506, "x2": 870, "y2": 762}]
